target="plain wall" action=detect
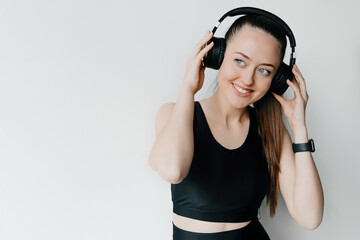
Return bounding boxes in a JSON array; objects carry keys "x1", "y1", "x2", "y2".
[{"x1": 0, "y1": 0, "x2": 359, "y2": 239}]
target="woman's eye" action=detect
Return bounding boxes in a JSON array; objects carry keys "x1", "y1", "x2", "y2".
[
  {"x1": 235, "y1": 59, "x2": 245, "y2": 66},
  {"x1": 258, "y1": 68, "x2": 271, "y2": 75}
]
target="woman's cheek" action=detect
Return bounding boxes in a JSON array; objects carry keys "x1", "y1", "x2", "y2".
[{"x1": 218, "y1": 64, "x2": 238, "y2": 83}]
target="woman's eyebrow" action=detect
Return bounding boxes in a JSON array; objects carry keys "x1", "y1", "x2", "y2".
[
  {"x1": 235, "y1": 51, "x2": 275, "y2": 68},
  {"x1": 235, "y1": 51, "x2": 250, "y2": 59}
]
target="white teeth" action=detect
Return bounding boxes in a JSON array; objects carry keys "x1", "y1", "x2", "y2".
[{"x1": 232, "y1": 83, "x2": 251, "y2": 94}]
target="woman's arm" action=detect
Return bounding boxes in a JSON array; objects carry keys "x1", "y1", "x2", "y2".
[
  {"x1": 148, "y1": 85, "x2": 195, "y2": 184},
  {"x1": 148, "y1": 31, "x2": 214, "y2": 184},
  {"x1": 278, "y1": 128, "x2": 324, "y2": 229},
  {"x1": 273, "y1": 64, "x2": 324, "y2": 229}
]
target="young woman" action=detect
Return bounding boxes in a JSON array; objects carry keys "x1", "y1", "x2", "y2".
[{"x1": 148, "y1": 7, "x2": 324, "y2": 240}]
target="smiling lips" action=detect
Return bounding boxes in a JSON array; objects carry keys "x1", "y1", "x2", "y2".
[{"x1": 232, "y1": 83, "x2": 254, "y2": 97}]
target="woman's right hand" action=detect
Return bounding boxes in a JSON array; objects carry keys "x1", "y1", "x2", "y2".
[{"x1": 182, "y1": 30, "x2": 214, "y2": 95}]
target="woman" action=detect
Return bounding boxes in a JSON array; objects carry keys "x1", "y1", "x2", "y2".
[{"x1": 148, "y1": 8, "x2": 324, "y2": 240}]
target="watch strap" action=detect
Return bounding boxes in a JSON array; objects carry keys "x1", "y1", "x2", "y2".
[{"x1": 292, "y1": 139, "x2": 315, "y2": 153}]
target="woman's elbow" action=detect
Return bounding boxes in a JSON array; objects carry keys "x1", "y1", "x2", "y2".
[
  {"x1": 161, "y1": 169, "x2": 185, "y2": 184},
  {"x1": 298, "y1": 214, "x2": 323, "y2": 230},
  {"x1": 148, "y1": 157, "x2": 185, "y2": 184}
]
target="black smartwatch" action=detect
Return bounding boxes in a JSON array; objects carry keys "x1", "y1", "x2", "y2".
[{"x1": 292, "y1": 139, "x2": 315, "y2": 153}]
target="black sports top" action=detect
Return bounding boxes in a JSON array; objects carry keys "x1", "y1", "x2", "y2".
[{"x1": 171, "y1": 101, "x2": 270, "y2": 222}]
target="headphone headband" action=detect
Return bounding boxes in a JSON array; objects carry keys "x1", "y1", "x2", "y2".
[{"x1": 210, "y1": 7, "x2": 296, "y2": 65}]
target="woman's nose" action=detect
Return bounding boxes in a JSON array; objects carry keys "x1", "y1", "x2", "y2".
[{"x1": 241, "y1": 68, "x2": 255, "y2": 86}]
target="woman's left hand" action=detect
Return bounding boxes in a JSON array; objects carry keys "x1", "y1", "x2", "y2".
[{"x1": 272, "y1": 64, "x2": 309, "y2": 128}]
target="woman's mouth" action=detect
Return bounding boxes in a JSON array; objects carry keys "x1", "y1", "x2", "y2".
[{"x1": 232, "y1": 83, "x2": 254, "y2": 97}]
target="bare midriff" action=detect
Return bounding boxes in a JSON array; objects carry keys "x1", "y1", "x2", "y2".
[{"x1": 173, "y1": 213, "x2": 251, "y2": 233}]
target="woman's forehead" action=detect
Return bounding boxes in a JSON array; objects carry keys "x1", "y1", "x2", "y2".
[{"x1": 226, "y1": 26, "x2": 282, "y2": 64}]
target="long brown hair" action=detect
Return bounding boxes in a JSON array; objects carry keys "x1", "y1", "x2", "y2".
[
  {"x1": 253, "y1": 93, "x2": 285, "y2": 217},
  {"x1": 212, "y1": 14, "x2": 287, "y2": 217}
]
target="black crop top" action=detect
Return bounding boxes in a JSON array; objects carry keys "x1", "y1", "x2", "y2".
[{"x1": 171, "y1": 101, "x2": 270, "y2": 222}]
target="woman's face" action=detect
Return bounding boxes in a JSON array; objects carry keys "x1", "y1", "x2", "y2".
[{"x1": 217, "y1": 25, "x2": 282, "y2": 108}]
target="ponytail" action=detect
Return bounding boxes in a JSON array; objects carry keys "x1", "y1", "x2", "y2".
[{"x1": 254, "y1": 92, "x2": 285, "y2": 217}]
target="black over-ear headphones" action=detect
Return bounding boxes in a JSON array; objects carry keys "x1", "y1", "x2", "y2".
[{"x1": 203, "y1": 7, "x2": 296, "y2": 95}]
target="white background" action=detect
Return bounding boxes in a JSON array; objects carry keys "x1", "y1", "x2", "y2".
[{"x1": 0, "y1": 0, "x2": 359, "y2": 239}]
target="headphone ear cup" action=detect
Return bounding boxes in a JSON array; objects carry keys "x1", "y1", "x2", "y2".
[
  {"x1": 270, "y1": 62, "x2": 294, "y2": 95},
  {"x1": 203, "y1": 37, "x2": 226, "y2": 70}
]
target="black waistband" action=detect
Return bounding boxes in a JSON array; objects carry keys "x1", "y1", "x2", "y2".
[
  {"x1": 173, "y1": 204, "x2": 258, "y2": 223},
  {"x1": 172, "y1": 218, "x2": 270, "y2": 240}
]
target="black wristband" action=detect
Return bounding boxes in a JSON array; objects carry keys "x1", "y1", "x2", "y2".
[{"x1": 292, "y1": 139, "x2": 315, "y2": 153}]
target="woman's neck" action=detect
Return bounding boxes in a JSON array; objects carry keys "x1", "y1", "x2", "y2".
[{"x1": 206, "y1": 89, "x2": 249, "y2": 127}]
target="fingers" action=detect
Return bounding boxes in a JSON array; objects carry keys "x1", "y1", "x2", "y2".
[
  {"x1": 191, "y1": 30, "x2": 213, "y2": 58},
  {"x1": 292, "y1": 64, "x2": 309, "y2": 101},
  {"x1": 286, "y1": 79, "x2": 301, "y2": 97},
  {"x1": 197, "y1": 41, "x2": 214, "y2": 67},
  {"x1": 187, "y1": 30, "x2": 214, "y2": 68},
  {"x1": 272, "y1": 92, "x2": 287, "y2": 106}
]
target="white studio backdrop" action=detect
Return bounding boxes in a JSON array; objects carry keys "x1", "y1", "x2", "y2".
[{"x1": 0, "y1": 0, "x2": 359, "y2": 239}]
